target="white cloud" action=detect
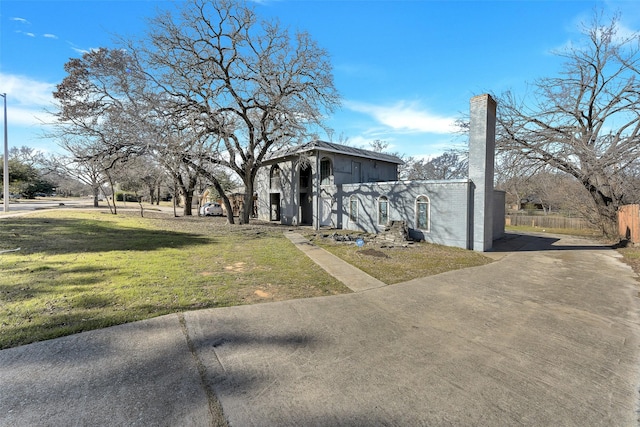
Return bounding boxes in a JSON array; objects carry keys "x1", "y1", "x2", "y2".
[
  {"x1": 0, "y1": 73, "x2": 56, "y2": 127},
  {"x1": 345, "y1": 100, "x2": 457, "y2": 134},
  {"x1": 71, "y1": 47, "x2": 88, "y2": 55},
  {"x1": 68, "y1": 43, "x2": 101, "y2": 55},
  {"x1": 10, "y1": 17, "x2": 30, "y2": 24},
  {"x1": 43, "y1": 34, "x2": 59, "y2": 39}
]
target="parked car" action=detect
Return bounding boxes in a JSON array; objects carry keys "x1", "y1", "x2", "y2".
[{"x1": 199, "y1": 202, "x2": 223, "y2": 216}]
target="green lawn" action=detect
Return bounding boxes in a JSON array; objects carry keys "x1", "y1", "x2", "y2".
[
  {"x1": 1, "y1": 210, "x2": 495, "y2": 350},
  {"x1": 305, "y1": 232, "x2": 492, "y2": 285},
  {"x1": 0, "y1": 210, "x2": 347, "y2": 349}
]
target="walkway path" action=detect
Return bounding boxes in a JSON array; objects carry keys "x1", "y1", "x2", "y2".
[{"x1": 283, "y1": 231, "x2": 386, "y2": 292}]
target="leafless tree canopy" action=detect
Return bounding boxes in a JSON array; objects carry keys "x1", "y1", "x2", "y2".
[
  {"x1": 51, "y1": 0, "x2": 339, "y2": 222},
  {"x1": 402, "y1": 150, "x2": 468, "y2": 181},
  {"x1": 135, "y1": 0, "x2": 340, "y2": 223},
  {"x1": 496, "y1": 12, "x2": 640, "y2": 237}
]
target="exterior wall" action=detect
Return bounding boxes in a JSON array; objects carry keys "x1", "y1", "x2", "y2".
[
  {"x1": 255, "y1": 167, "x2": 271, "y2": 221},
  {"x1": 256, "y1": 151, "x2": 399, "y2": 227},
  {"x1": 255, "y1": 159, "x2": 301, "y2": 225},
  {"x1": 278, "y1": 160, "x2": 298, "y2": 224},
  {"x1": 493, "y1": 190, "x2": 506, "y2": 240},
  {"x1": 340, "y1": 180, "x2": 472, "y2": 249},
  {"x1": 321, "y1": 152, "x2": 398, "y2": 185}
]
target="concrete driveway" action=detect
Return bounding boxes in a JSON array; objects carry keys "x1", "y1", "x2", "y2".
[{"x1": 1, "y1": 232, "x2": 639, "y2": 426}]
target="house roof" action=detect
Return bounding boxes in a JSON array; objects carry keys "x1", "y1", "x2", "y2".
[{"x1": 265, "y1": 140, "x2": 404, "y2": 165}]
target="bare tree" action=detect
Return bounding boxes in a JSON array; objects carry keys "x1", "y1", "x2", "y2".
[
  {"x1": 10, "y1": 146, "x2": 45, "y2": 168},
  {"x1": 53, "y1": 48, "x2": 151, "y2": 161},
  {"x1": 136, "y1": 0, "x2": 340, "y2": 224},
  {"x1": 52, "y1": 48, "x2": 169, "y2": 213},
  {"x1": 402, "y1": 150, "x2": 468, "y2": 181},
  {"x1": 47, "y1": 153, "x2": 107, "y2": 207},
  {"x1": 367, "y1": 139, "x2": 414, "y2": 180},
  {"x1": 496, "y1": 12, "x2": 640, "y2": 238}
]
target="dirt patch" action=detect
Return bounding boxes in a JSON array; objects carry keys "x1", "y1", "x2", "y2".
[
  {"x1": 254, "y1": 289, "x2": 271, "y2": 298},
  {"x1": 224, "y1": 262, "x2": 247, "y2": 273},
  {"x1": 358, "y1": 248, "x2": 389, "y2": 258}
]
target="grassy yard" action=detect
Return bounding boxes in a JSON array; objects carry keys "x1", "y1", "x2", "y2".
[
  {"x1": 0, "y1": 210, "x2": 347, "y2": 349},
  {"x1": 304, "y1": 232, "x2": 492, "y2": 285},
  {"x1": 0, "y1": 209, "x2": 495, "y2": 350}
]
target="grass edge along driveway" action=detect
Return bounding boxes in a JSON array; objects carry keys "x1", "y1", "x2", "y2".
[{"x1": 1, "y1": 210, "x2": 492, "y2": 349}]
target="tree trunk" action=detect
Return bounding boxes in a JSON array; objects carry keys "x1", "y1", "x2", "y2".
[
  {"x1": 101, "y1": 184, "x2": 116, "y2": 215},
  {"x1": 211, "y1": 179, "x2": 234, "y2": 224},
  {"x1": 592, "y1": 198, "x2": 619, "y2": 240},
  {"x1": 585, "y1": 181, "x2": 619, "y2": 240},
  {"x1": 148, "y1": 184, "x2": 155, "y2": 205},
  {"x1": 172, "y1": 191, "x2": 178, "y2": 217},
  {"x1": 106, "y1": 174, "x2": 117, "y2": 215},
  {"x1": 92, "y1": 186, "x2": 100, "y2": 208},
  {"x1": 183, "y1": 190, "x2": 194, "y2": 216},
  {"x1": 240, "y1": 178, "x2": 254, "y2": 225}
]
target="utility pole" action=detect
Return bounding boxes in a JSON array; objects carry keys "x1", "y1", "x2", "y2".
[{"x1": 1, "y1": 93, "x2": 8, "y2": 213}]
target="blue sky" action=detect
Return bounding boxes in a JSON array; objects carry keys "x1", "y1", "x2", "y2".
[{"x1": 1, "y1": 0, "x2": 639, "y2": 160}]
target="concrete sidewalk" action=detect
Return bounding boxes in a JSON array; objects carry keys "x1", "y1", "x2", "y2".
[
  {"x1": 283, "y1": 231, "x2": 387, "y2": 292},
  {"x1": 1, "y1": 232, "x2": 639, "y2": 426}
]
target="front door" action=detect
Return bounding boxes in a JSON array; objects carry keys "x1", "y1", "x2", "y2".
[
  {"x1": 299, "y1": 193, "x2": 312, "y2": 225},
  {"x1": 270, "y1": 193, "x2": 280, "y2": 221},
  {"x1": 299, "y1": 165, "x2": 312, "y2": 225}
]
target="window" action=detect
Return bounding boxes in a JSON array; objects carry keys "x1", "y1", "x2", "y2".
[
  {"x1": 299, "y1": 164, "x2": 311, "y2": 189},
  {"x1": 320, "y1": 158, "x2": 332, "y2": 185},
  {"x1": 378, "y1": 196, "x2": 389, "y2": 225},
  {"x1": 416, "y1": 196, "x2": 430, "y2": 230},
  {"x1": 349, "y1": 196, "x2": 358, "y2": 222},
  {"x1": 270, "y1": 165, "x2": 281, "y2": 189}
]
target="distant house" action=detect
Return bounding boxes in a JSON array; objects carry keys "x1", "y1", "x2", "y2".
[{"x1": 255, "y1": 95, "x2": 505, "y2": 251}]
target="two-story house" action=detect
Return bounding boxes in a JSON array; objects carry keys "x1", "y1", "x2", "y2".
[{"x1": 254, "y1": 95, "x2": 505, "y2": 251}]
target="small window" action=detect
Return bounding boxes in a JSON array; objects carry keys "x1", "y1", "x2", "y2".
[
  {"x1": 349, "y1": 196, "x2": 358, "y2": 222},
  {"x1": 270, "y1": 165, "x2": 281, "y2": 189},
  {"x1": 378, "y1": 196, "x2": 388, "y2": 225},
  {"x1": 320, "y1": 158, "x2": 332, "y2": 185},
  {"x1": 416, "y1": 195, "x2": 430, "y2": 231},
  {"x1": 299, "y1": 164, "x2": 311, "y2": 189}
]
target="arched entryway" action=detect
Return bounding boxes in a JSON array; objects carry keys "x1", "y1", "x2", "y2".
[
  {"x1": 269, "y1": 165, "x2": 281, "y2": 221},
  {"x1": 298, "y1": 164, "x2": 312, "y2": 225}
]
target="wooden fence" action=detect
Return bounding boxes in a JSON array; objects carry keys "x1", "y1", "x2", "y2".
[
  {"x1": 507, "y1": 206, "x2": 640, "y2": 242},
  {"x1": 618, "y1": 204, "x2": 640, "y2": 243},
  {"x1": 505, "y1": 214, "x2": 592, "y2": 230}
]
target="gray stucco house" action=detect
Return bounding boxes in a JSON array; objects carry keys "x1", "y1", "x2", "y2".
[{"x1": 255, "y1": 94, "x2": 505, "y2": 251}]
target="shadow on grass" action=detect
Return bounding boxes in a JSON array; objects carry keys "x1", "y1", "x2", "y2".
[
  {"x1": 0, "y1": 217, "x2": 212, "y2": 254},
  {"x1": 1, "y1": 303, "x2": 223, "y2": 350},
  {"x1": 0, "y1": 263, "x2": 115, "y2": 303}
]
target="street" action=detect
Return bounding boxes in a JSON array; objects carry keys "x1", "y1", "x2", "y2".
[{"x1": 0, "y1": 198, "x2": 90, "y2": 214}]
